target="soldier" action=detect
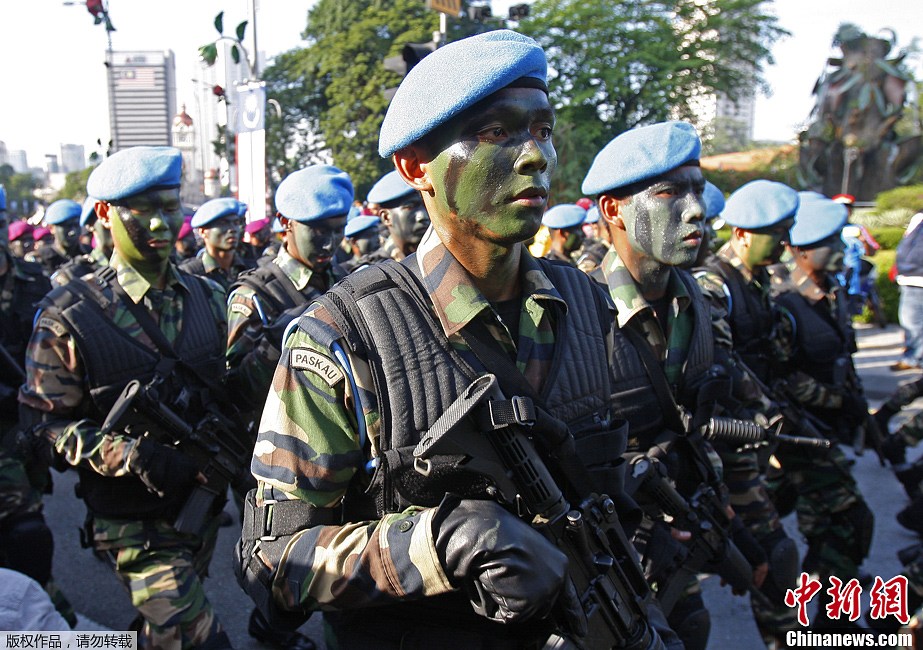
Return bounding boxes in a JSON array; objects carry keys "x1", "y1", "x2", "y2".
[
  {"x1": 339, "y1": 215, "x2": 382, "y2": 272},
  {"x1": 173, "y1": 217, "x2": 197, "y2": 262},
  {"x1": 1, "y1": 185, "x2": 74, "y2": 625},
  {"x1": 237, "y1": 30, "x2": 675, "y2": 649},
  {"x1": 365, "y1": 169, "x2": 430, "y2": 263},
  {"x1": 180, "y1": 197, "x2": 254, "y2": 291},
  {"x1": 227, "y1": 165, "x2": 352, "y2": 410},
  {"x1": 693, "y1": 181, "x2": 725, "y2": 267},
  {"x1": 240, "y1": 217, "x2": 272, "y2": 264},
  {"x1": 18, "y1": 146, "x2": 232, "y2": 648},
  {"x1": 696, "y1": 181, "x2": 873, "y2": 632},
  {"x1": 574, "y1": 205, "x2": 612, "y2": 275},
  {"x1": 583, "y1": 122, "x2": 796, "y2": 649},
  {"x1": 7, "y1": 220, "x2": 36, "y2": 260},
  {"x1": 51, "y1": 197, "x2": 113, "y2": 287},
  {"x1": 541, "y1": 203, "x2": 586, "y2": 265},
  {"x1": 37, "y1": 199, "x2": 83, "y2": 276}
]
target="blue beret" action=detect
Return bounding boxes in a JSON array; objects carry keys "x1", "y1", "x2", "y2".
[
  {"x1": 236, "y1": 201, "x2": 249, "y2": 218},
  {"x1": 582, "y1": 121, "x2": 701, "y2": 195},
  {"x1": 275, "y1": 165, "x2": 354, "y2": 223},
  {"x1": 345, "y1": 215, "x2": 381, "y2": 238},
  {"x1": 80, "y1": 197, "x2": 99, "y2": 227},
  {"x1": 379, "y1": 30, "x2": 547, "y2": 158},
  {"x1": 271, "y1": 216, "x2": 284, "y2": 233},
  {"x1": 347, "y1": 205, "x2": 362, "y2": 221},
  {"x1": 191, "y1": 197, "x2": 241, "y2": 228},
  {"x1": 0, "y1": 185, "x2": 6, "y2": 211},
  {"x1": 789, "y1": 193, "x2": 848, "y2": 247},
  {"x1": 585, "y1": 206, "x2": 600, "y2": 224},
  {"x1": 722, "y1": 180, "x2": 800, "y2": 230},
  {"x1": 542, "y1": 204, "x2": 586, "y2": 230},
  {"x1": 703, "y1": 181, "x2": 725, "y2": 219},
  {"x1": 87, "y1": 146, "x2": 182, "y2": 203},
  {"x1": 367, "y1": 171, "x2": 415, "y2": 205},
  {"x1": 45, "y1": 199, "x2": 81, "y2": 225}
]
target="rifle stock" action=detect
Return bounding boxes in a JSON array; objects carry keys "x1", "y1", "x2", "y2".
[{"x1": 413, "y1": 374, "x2": 662, "y2": 650}]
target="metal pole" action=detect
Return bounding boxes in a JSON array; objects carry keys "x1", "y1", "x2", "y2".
[
  {"x1": 247, "y1": 0, "x2": 259, "y2": 78},
  {"x1": 439, "y1": 12, "x2": 447, "y2": 46}
]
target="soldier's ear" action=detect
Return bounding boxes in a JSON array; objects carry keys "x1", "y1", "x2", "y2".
[
  {"x1": 379, "y1": 208, "x2": 393, "y2": 229},
  {"x1": 393, "y1": 146, "x2": 434, "y2": 195},
  {"x1": 733, "y1": 227, "x2": 750, "y2": 246},
  {"x1": 95, "y1": 202, "x2": 113, "y2": 230},
  {"x1": 599, "y1": 195, "x2": 625, "y2": 230}
]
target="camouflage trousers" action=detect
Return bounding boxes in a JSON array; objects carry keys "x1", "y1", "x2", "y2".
[
  {"x1": 895, "y1": 409, "x2": 923, "y2": 447},
  {"x1": 719, "y1": 447, "x2": 798, "y2": 646},
  {"x1": 92, "y1": 515, "x2": 226, "y2": 650},
  {"x1": 768, "y1": 444, "x2": 873, "y2": 580},
  {"x1": 0, "y1": 454, "x2": 76, "y2": 626}
]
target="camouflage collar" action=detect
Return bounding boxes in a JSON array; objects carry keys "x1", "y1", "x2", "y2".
[
  {"x1": 415, "y1": 226, "x2": 565, "y2": 338},
  {"x1": 716, "y1": 241, "x2": 774, "y2": 287},
  {"x1": 88, "y1": 247, "x2": 109, "y2": 267},
  {"x1": 201, "y1": 250, "x2": 219, "y2": 274},
  {"x1": 274, "y1": 246, "x2": 314, "y2": 291},
  {"x1": 380, "y1": 236, "x2": 403, "y2": 262},
  {"x1": 600, "y1": 249, "x2": 690, "y2": 328},
  {"x1": 784, "y1": 259, "x2": 830, "y2": 304},
  {"x1": 109, "y1": 251, "x2": 188, "y2": 304}
]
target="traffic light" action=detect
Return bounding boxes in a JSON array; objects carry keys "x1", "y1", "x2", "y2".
[{"x1": 383, "y1": 41, "x2": 437, "y2": 100}]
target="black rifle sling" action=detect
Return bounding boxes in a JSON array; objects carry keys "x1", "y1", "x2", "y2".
[{"x1": 620, "y1": 325, "x2": 687, "y2": 436}]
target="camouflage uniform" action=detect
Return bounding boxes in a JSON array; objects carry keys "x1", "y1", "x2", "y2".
[
  {"x1": 18, "y1": 252, "x2": 230, "y2": 649},
  {"x1": 179, "y1": 249, "x2": 253, "y2": 292},
  {"x1": 698, "y1": 245, "x2": 872, "y2": 585},
  {"x1": 604, "y1": 249, "x2": 796, "y2": 645},
  {"x1": 0, "y1": 250, "x2": 75, "y2": 625},
  {"x1": 50, "y1": 247, "x2": 109, "y2": 287},
  {"x1": 246, "y1": 228, "x2": 644, "y2": 646},
  {"x1": 575, "y1": 237, "x2": 611, "y2": 275}
]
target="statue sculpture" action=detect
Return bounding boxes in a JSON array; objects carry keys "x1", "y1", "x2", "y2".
[{"x1": 799, "y1": 23, "x2": 921, "y2": 201}]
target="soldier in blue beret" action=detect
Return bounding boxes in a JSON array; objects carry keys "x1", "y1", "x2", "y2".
[
  {"x1": 50, "y1": 197, "x2": 114, "y2": 287},
  {"x1": 365, "y1": 169, "x2": 430, "y2": 264},
  {"x1": 19, "y1": 145, "x2": 235, "y2": 649},
  {"x1": 239, "y1": 29, "x2": 676, "y2": 650},
  {"x1": 698, "y1": 185, "x2": 874, "y2": 634},
  {"x1": 180, "y1": 197, "x2": 253, "y2": 291},
  {"x1": 585, "y1": 121, "x2": 802, "y2": 649},
  {"x1": 339, "y1": 215, "x2": 382, "y2": 273},
  {"x1": 542, "y1": 203, "x2": 586, "y2": 264},
  {"x1": 35, "y1": 199, "x2": 83, "y2": 276},
  {"x1": 694, "y1": 180, "x2": 727, "y2": 267}
]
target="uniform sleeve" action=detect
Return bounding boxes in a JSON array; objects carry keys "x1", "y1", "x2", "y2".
[
  {"x1": 225, "y1": 286, "x2": 277, "y2": 407},
  {"x1": 17, "y1": 315, "x2": 135, "y2": 477},
  {"x1": 252, "y1": 312, "x2": 454, "y2": 611}
]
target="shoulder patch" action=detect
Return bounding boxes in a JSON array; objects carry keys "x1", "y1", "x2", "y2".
[
  {"x1": 290, "y1": 347, "x2": 345, "y2": 386},
  {"x1": 38, "y1": 317, "x2": 69, "y2": 337},
  {"x1": 230, "y1": 302, "x2": 254, "y2": 318}
]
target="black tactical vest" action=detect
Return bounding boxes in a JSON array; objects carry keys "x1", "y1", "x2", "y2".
[
  {"x1": 38, "y1": 268, "x2": 226, "y2": 519},
  {"x1": 231, "y1": 261, "x2": 321, "y2": 320},
  {"x1": 608, "y1": 270, "x2": 715, "y2": 450},
  {"x1": 304, "y1": 256, "x2": 616, "y2": 517},
  {"x1": 772, "y1": 284, "x2": 849, "y2": 385},
  {"x1": 708, "y1": 258, "x2": 775, "y2": 377}
]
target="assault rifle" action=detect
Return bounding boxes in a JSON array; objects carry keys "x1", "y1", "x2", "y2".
[
  {"x1": 414, "y1": 374, "x2": 663, "y2": 650},
  {"x1": 838, "y1": 355, "x2": 886, "y2": 465},
  {"x1": 101, "y1": 375, "x2": 253, "y2": 537}
]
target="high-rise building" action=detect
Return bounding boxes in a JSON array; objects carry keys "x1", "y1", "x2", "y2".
[
  {"x1": 107, "y1": 50, "x2": 177, "y2": 151},
  {"x1": 60, "y1": 144, "x2": 86, "y2": 173},
  {"x1": 45, "y1": 154, "x2": 60, "y2": 174},
  {"x1": 0, "y1": 141, "x2": 8, "y2": 168},
  {"x1": 9, "y1": 150, "x2": 28, "y2": 174}
]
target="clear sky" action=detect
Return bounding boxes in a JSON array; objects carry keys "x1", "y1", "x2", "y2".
[{"x1": 0, "y1": 0, "x2": 919, "y2": 169}]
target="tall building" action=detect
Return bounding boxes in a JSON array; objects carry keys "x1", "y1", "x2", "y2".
[
  {"x1": 9, "y1": 150, "x2": 28, "y2": 173},
  {"x1": 44, "y1": 155, "x2": 60, "y2": 174},
  {"x1": 107, "y1": 50, "x2": 177, "y2": 151},
  {"x1": 60, "y1": 144, "x2": 86, "y2": 173},
  {"x1": 689, "y1": 90, "x2": 757, "y2": 153},
  {"x1": 0, "y1": 141, "x2": 8, "y2": 168}
]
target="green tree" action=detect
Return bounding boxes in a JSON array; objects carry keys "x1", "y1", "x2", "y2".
[
  {"x1": 517, "y1": 0, "x2": 787, "y2": 201},
  {"x1": 0, "y1": 166, "x2": 40, "y2": 217},
  {"x1": 56, "y1": 166, "x2": 96, "y2": 201}
]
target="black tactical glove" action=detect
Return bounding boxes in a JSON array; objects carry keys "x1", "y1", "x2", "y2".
[
  {"x1": 841, "y1": 395, "x2": 870, "y2": 425},
  {"x1": 127, "y1": 437, "x2": 200, "y2": 499},
  {"x1": 728, "y1": 517, "x2": 768, "y2": 572},
  {"x1": 433, "y1": 496, "x2": 568, "y2": 624}
]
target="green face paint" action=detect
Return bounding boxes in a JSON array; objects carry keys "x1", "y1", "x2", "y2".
[
  {"x1": 425, "y1": 87, "x2": 556, "y2": 247},
  {"x1": 287, "y1": 216, "x2": 346, "y2": 270},
  {"x1": 384, "y1": 194, "x2": 429, "y2": 253},
  {"x1": 742, "y1": 219, "x2": 792, "y2": 267},
  {"x1": 799, "y1": 235, "x2": 846, "y2": 275},
  {"x1": 562, "y1": 227, "x2": 585, "y2": 255},
  {"x1": 202, "y1": 216, "x2": 243, "y2": 253},
  {"x1": 53, "y1": 219, "x2": 82, "y2": 256},
  {"x1": 110, "y1": 189, "x2": 183, "y2": 268},
  {"x1": 621, "y1": 166, "x2": 706, "y2": 268}
]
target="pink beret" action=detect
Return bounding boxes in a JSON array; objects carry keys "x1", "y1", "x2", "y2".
[
  {"x1": 177, "y1": 217, "x2": 193, "y2": 240},
  {"x1": 8, "y1": 220, "x2": 34, "y2": 241},
  {"x1": 245, "y1": 217, "x2": 270, "y2": 234}
]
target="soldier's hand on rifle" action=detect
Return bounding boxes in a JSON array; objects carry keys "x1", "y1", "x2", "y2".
[
  {"x1": 728, "y1": 515, "x2": 769, "y2": 591},
  {"x1": 840, "y1": 394, "x2": 870, "y2": 425},
  {"x1": 127, "y1": 437, "x2": 205, "y2": 499},
  {"x1": 433, "y1": 496, "x2": 568, "y2": 624}
]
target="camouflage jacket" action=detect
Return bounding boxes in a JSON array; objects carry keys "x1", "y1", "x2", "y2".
[
  {"x1": 226, "y1": 246, "x2": 343, "y2": 406},
  {"x1": 18, "y1": 252, "x2": 227, "y2": 479},
  {"x1": 181, "y1": 249, "x2": 253, "y2": 292},
  {"x1": 251, "y1": 226, "x2": 611, "y2": 612}
]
